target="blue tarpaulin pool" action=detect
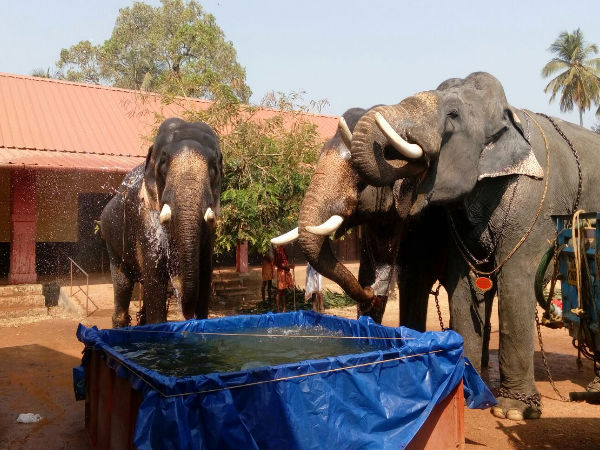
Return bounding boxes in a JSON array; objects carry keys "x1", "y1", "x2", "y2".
[{"x1": 75, "y1": 311, "x2": 495, "y2": 450}]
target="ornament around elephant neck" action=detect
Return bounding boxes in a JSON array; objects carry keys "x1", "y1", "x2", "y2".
[{"x1": 475, "y1": 275, "x2": 493, "y2": 292}]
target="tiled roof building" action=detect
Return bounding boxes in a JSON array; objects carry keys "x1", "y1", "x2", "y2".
[{"x1": 0, "y1": 73, "x2": 338, "y2": 283}]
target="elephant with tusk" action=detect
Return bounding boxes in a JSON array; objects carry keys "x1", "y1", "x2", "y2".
[
  {"x1": 348, "y1": 72, "x2": 600, "y2": 420},
  {"x1": 272, "y1": 107, "x2": 445, "y2": 325},
  {"x1": 100, "y1": 118, "x2": 222, "y2": 327}
]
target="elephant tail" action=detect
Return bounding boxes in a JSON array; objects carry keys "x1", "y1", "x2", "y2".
[{"x1": 534, "y1": 245, "x2": 555, "y2": 311}]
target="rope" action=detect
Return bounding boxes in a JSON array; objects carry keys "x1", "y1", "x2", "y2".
[
  {"x1": 452, "y1": 110, "x2": 550, "y2": 277},
  {"x1": 104, "y1": 347, "x2": 444, "y2": 398},
  {"x1": 572, "y1": 209, "x2": 586, "y2": 314},
  {"x1": 107, "y1": 328, "x2": 416, "y2": 341}
]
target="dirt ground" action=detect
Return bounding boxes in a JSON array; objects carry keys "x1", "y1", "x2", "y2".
[{"x1": 1, "y1": 265, "x2": 599, "y2": 450}]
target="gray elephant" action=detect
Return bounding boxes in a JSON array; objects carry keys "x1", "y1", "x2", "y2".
[
  {"x1": 348, "y1": 71, "x2": 600, "y2": 420},
  {"x1": 272, "y1": 107, "x2": 446, "y2": 326},
  {"x1": 101, "y1": 117, "x2": 222, "y2": 327}
]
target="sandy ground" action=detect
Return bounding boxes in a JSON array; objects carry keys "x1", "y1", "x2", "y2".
[{"x1": 1, "y1": 264, "x2": 599, "y2": 449}]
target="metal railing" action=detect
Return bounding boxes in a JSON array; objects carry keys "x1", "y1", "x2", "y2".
[{"x1": 68, "y1": 256, "x2": 99, "y2": 317}]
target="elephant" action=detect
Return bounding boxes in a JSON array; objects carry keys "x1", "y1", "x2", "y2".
[
  {"x1": 348, "y1": 71, "x2": 600, "y2": 420},
  {"x1": 272, "y1": 107, "x2": 446, "y2": 326},
  {"x1": 100, "y1": 117, "x2": 222, "y2": 327}
]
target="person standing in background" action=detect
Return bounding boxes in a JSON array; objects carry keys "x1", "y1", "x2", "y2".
[
  {"x1": 305, "y1": 262, "x2": 324, "y2": 313},
  {"x1": 274, "y1": 245, "x2": 294, "y2": 312},
  {"x1": 261, "y1": 248, "x2": 274, "y2": 304}
]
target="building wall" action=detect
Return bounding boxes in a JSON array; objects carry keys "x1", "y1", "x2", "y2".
[
  {"x1": 0, "y1": 169, "x2": 10, "y2": 242},
  {"x1": 36, "y1": 170, "x2": 124, "y2": 242},
  {"x1": 0, "y1": 169, "x2": 124, "y2": 243}
]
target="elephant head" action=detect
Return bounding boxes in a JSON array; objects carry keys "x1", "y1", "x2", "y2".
[
  {"x1": 141, "y1": 117, "x2": 222, "y2": 319},
  {"x1": 272, "y1": 107, "x2": 422, "y2": 319},
  {"x1": 349, "y1": 72, "x2": 544, "y2": 214}
]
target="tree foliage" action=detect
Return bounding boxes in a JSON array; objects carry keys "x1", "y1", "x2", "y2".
[
  {"x1": 541, "y1": 28, "x2": 600, "y2": 127},
  {"x1": 56, "y1": 0, "x2": 251, "y2": 102},
  {"x1": 179, "y1": 91, "x2": 326, "y2": 256},
  {"x1": 57, "y1": 40, "x2": 102, "y2": 84},
  {"x1": 53, "y1": 0, "x2": 325, "y2": 258}
]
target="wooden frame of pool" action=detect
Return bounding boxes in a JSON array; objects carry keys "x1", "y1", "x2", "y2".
[{"x1": 84, "y1": 347, "x2": 465, "y2": 450}]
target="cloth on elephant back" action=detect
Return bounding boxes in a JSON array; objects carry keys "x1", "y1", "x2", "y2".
[{"x1": 274, "y1": 245, "x2": 293, "y2": 290}]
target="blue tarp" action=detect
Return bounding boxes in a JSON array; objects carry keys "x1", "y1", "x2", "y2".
[{"x1": 76, "y1": 311, "x2": 495, "y2": 450}]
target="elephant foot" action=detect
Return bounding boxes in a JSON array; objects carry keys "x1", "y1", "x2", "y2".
[
  {"x1": 358, "y1": 295, "x2": 388, "y2": 324},
  {"x1": 136, "y1": 309, "x2": 147, "y2": 326},
  {"x1": 491, "y1": 389, "x2": 542, "y2": 420},
  {"x1": 112, "y1": 312, "x2": 131, "y2": 328}
]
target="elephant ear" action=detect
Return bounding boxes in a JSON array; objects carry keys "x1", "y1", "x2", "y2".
[
  {"x1": 140, "y1": 144, "x2": 160, "y2": 210},
  {"x1": 477, "y1": 107, "x2": 544, "y2": 181}
]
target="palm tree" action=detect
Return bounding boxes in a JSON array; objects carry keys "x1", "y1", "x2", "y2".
[{"x1": 541, "y1": 28, "x2": 600, "y2": 127}]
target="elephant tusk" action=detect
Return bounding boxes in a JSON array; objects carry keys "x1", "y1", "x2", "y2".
[
  {"x1": 204, "y1": 207, "x2": 216, "y2": 223},
  {"x1": 159, "y1": 203, "x2": 172, "y2": 224},
  {"x1": 374, "y1": 112, "x2": 423, "y2": 159},
  {"x1": 338, "y1": 116, "x2": 353, "y2": 149},
  {"x1": 271, "y1": 227, "x2": 299, "y2": 245},
  {"x1": 305, "y1": 215, "x2": 344, "y2": 236}
]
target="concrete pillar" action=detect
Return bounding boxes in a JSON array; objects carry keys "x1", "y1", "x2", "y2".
[
  {"x1": 9, "y1": 169, "x2": 37, "y2": 284},
  {"x1": 236, "y1": 240, "x2": 248, "y2": 273}
]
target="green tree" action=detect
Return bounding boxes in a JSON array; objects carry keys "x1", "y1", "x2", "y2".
[
  {"x1": 56, "y1": 0, "x2": 251, "y2": 102},
  {"x1": 30, "y1": 68, "x2": 54, "y2": 79},
  {"x1": 541, "y1": 28, "x2": 600, "y2": 127},
  {"x1": 180, "y1": 91, "x2": 324, "y2": 256},
  {"x1": 56, "y1": 40, "x2": 102, "y2": 84}
]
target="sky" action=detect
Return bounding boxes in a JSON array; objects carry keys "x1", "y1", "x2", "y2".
[{"x1": 2, "y1": 0, "x2": 600, "y2": 128}]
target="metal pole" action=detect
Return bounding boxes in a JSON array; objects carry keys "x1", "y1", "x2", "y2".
[
  {"x1": 292, "y1": 267, "x2": 296, "y2": 311},
  {"x1": 85, "y1": 272, "x2": 89, "y2": 317}
]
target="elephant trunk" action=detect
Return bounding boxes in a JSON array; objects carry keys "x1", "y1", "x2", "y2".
[
  {"x1": 298, "y1": 180, "x2": 374, "y2": 305},
  {"x1": 351, "y1": 104, "x2": 428, "y2": 186},
  {"x1": 167, "y1": 161, "x2": 215, "y2": 319},
  {"x1": 173, "y1": 195, "x2": 205, "y2": 319}
]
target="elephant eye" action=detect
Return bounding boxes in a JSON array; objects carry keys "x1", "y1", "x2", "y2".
[
  {"x1": 158, "y1": 156, "x2": 168, "y2": 178},
  {"x1": 447, "y1": 109, "x2": 459, "y2": 119}
]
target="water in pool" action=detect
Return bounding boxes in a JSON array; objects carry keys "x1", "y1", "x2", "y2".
[{"x1": 112, "y1": 325, "x2": 390, "y2": 376}]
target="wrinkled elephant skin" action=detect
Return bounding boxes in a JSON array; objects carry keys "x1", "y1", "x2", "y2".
[
  {"x1": 296, "y1": 107, "x2": 442, "y2": 325},
  {"x1": 350, "y1": 71, "x2": 600, "y2": 420},
  {"x1": 100, "y1": 118, "x2": 222, "y2": 327}
]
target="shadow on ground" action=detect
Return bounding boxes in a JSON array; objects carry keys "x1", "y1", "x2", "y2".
[
  {"x1": 493, "y1": 417, "x2": 600, "y2": 449},
  {"x1": 0, "y1": 344, "x2": 88, "y2": 449}
]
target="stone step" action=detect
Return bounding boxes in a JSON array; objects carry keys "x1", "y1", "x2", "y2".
[
  {"x1": 212, "y1": 271, "x2": 245, "y2": 281},
  {"x1": 0, "y1": 284, "x2": 44, "y2": 297},
  {"x1": 214, "y1": 292, "x2": 250, "y2": 301},
  {"x1": 243, "y1": 279, "x2": 263, "y2": 289},
  {"x1": 213, "y1": 270, "x2": 261, "y2": 282},
  {"x1": 214, "y1": 285, "x2": 248, "y2": 294},
  {"x1": 0, "y1": 294, "x2": 47, "y2": 308},
  {"x1": 212, "y1": 278, "x2": 244, "y2": 289},
  {"x1": 0, "y1": 305, "x2": 49, "y2": 321}
]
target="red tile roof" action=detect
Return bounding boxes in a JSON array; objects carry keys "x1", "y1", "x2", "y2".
[{"x1": 0, "y1": 73, "x2": 339, "y2": 172}]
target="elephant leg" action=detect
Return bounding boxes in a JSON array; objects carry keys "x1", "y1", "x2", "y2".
[
  {"x1": 481, "y1": 293, "x2": 495, "y2": 370},
  {"x1": 142, "y1": 270, "x2": 168, "y2": 324},
  {"x1": 491, "y1": 263, "x2": 541, "y2": 421},
  {"x1": 447, "y1": 273, "x2": 487, "y2": 371},
  {"x1": 195, "y1": 268, "x2": 212, "y2": 319},
  {"x1": 397, "y1": 267, "x2": 434, "y2": 332},
  {"x1": 110, "y1": 261, "x2": 134, "y2": 328}
]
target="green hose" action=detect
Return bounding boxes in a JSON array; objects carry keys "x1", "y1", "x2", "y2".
[{"x1": 535, "y1": 245, "x2": 555, "y2": 310}]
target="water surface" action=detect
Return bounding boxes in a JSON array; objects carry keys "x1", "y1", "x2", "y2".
[{"x1": 113, "y1": 325, "x2": 388, "y2": 377}]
